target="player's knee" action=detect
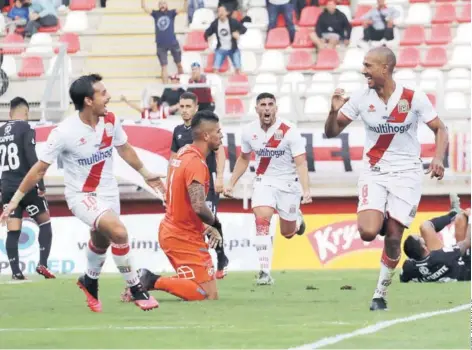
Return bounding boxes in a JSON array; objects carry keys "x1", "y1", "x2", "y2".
[
  {"x1": 419, "y1": 221, "x2": 433, "y2": 235},
  {"x1": 357, "y1": 225, "x2": 377, "y2": 242},
  {"x1": 206, "y1": 290, "x2": 219, "y2": 300}
]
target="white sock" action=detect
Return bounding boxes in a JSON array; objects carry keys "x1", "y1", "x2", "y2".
[
  {"x1": 373, "y1": 250, "x2": 400, "y2": 299},
  {"x1": 255, "y1": 217, "x2": 272, "y2": 274},
  {"x1": 111, "y1": 243, "x2": 140, "y2": 287},
  {"x1": 86, "y1": 240, "x2": 107, "y2": 279}
]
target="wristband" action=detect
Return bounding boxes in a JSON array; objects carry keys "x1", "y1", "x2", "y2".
[
  {"x1": 10, "y1": 190, "x2": 25, "y2": 206},
  {"x1": 138, "y1": 167, "x2": 152, "y2": 180}
]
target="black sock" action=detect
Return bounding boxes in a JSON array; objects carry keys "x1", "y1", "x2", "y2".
[
  {"x1": 38, "y1": 222, "x2": 52, "y2": 267},
  {"x1": 6, "y1": 230, "x2": 21, "y2": 275},
  {"x1": 430, "y1": 211, "x2": 457, "y2": 232}
]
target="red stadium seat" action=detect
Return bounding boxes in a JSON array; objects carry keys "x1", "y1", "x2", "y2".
[
  {"x1": 432, "y1": 4, "x2": 456, "y2": 24},
  {"x1": 351, "y1": 5, "x2": 371, "y2": 26},
  {"x1": 319, "y1": 0, "x2": 350, "y2": 4},
  {"x1": 409, "y1": 0, "x2": 430, "y2": 3},
  {"x1": 313, "y1": 49, "x2": 339, "y2": 70},
  {"x1": 225, "y1": 74, "x2": 249, "y2": 96},
  {"x1": 396, "y1": 47, "x2": 420, "y2": 68},
  {"x1": 265, "y1": 28, "x2": 291, "y2": 49},
  {"x1": 183, "y1": 31, "x2": 208, "y2": 51},
  {"x1": 425, "y1": 25, "x2": 451, "y2": 45},
  {"x1": 18, "y1": 57, "x2": 44, "y2": 77},
  {"x1": 55, "y1": 33, "x2": 80, "y2": 54},
  {"x1": 427, "y1": 93, "x2": 436, "y2": 107},
  {"x1": 457, "y1": 3, "x2": 471, "y2": 23},
  {"x1": 225, "y1": 98, "x2": 244, "y2": 116},
  {"x1": 204, "y1": 53, "x2": 229, "y2": 73},
  {"x1": 400, "y1": 25, "x2": 425, "y2": 46},
  {"x1": 421, "y1": 46, "x2": 447, "y2": 67},
  {"x1": 287, "y1": 50, "x2": 313, "y2": 71},
  {"x1": 38, "y1": 23, "x2": 60, "y2": 33},
  {"x1": 69, "y1": 0, "x2": 95, "y2": 10},
  {"x1": 293, "y1": 28, "x2": 315, "y2": 48},
  {"x1": 276, "y1": 11, "x2": 298, "y2": 27},
  {"x1": 2, "y1": 33, "x2": 24, "y2": 54},
  {"x1": 299, "y1": 6, "x2": 322, "y2": 27}
]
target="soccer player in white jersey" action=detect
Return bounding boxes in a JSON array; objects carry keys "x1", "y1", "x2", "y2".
[
  {"x1": 224, "y1": 93, "x2": 312, "y2": 285},
  {"x1": 325, "y1": 47, "x2": 449, "y2": 310},
  {"x1": 0, "y1": 74, "x2": 165, "y2": 312}
]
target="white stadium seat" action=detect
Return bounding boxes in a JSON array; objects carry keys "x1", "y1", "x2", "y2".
[
  {"x1": 392, "y1": 5, "x2": 405, "y2": 26},
  {"x1": 449, "y1": 46, "x2": 471, "y2": 68},
  {"x1": 394, "y1": 69, "x2": 417, "y2": 87},
  {"x1": 241, "y1": 51, "x2": 258, "y2": 73},
  {"x1": 337, "y1": 82, "x2": 363, "y2": 95},
  {"x1": 340, "y1": 48, "x2": 364, "y2": 70},
  {"x1": 304, "y1": 95, "x2": 330, "y2": 115},
  {"x1": 338, "y1": 71, "x2": 364, "y2": 82},
  {"x1": 419, "y1": 69, "x2": 443, "y2": 91},
  {"x1": 27, "y1": 33, "x2": 53, "y2": 53},
  {"x1": 247, "y1": 7, "x2": 269, "y2": 27},
  {"x1": 349, "y1": 27, "x2": 364, "y2": 48},
  {"x1": 448, "y1": 68, "x2": 470, "y2": 79},
  {"x1": 277, "y1": 96, "x2": 292, "y2": 115},
  {"x1": 190, "y1": 8, "x2": 215, "y2": 30},
  {"x1": 206, "y1": 74, "x2": 223, "y2": 96},
  {"x1": 253, "y1": 73, "x2": 278, "y2": 94},
  {"x1": 179, "y1": 73, "x2": 190, "y2": 88},
  {"x1": 445, "y1": 79, "x2": 470, "y2": 91},
  {"x1": 337, "y1": 6, "x2": 352, "y2": 21},
  {"x1": 405, "y1": 4, "x2": 432, "y2": 25},
  {"x1": 259, "y1": 51, "x2": 285, "y2": 72},
  {"x1": 453, "y1": 24, "x2": 471, "y2": 45},
  {"x1": 0, "y1": 15, "x2": 5, "y2": 35},
  {"x1": 239, "y1": 28, "x2": 264, "y2": 50},
  {"x1": 203, "y1": 0, "x2": 218, "y2": 9},
  {"x1": 249, "y1": 0, "x2": 266, "y2": 7},
  {"x1": 48, "y1": 55, "x2": 72, "y2": 75},
  {"x1": 2, "y1": 56, "x2": 17, "y2": 76},
  {"x1": 307, "y1": 72, "x2": 334, "y2": 93},
  {"x1": 181, "y1": 52, "x2": 202, "y2": 73},
  {"x1": 63, "y1": 11, "x2": 88, "y2": 33},
  {"x1": 280, "y1": 72, "x2": 306, "y2": 94},
  {"x1": 444, "y1": 92, "x2": 467, "y2": 110}
]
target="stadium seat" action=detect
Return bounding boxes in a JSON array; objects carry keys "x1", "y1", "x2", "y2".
[
  {"x1": 55, "y1": 33, "x2": 80, "y2": 54},
  {"x1": 446, "y1": 78, "x2": 470, "y2": 91},
  {"x1": 38, "y1": 22, "x2": 60, "y2": 33},
  {"x1": 70, "y1": 0, "x2": 95, "y2": 10},
  {"x1": 453, "y1": 23, "x2": 471, "y2": 44},
  {"x1": 63, "y1": 11, "x2": 88, "y2": 33},
  {"x1": 351, "y1": 5, "x2": 372, "y2": 26},
  {"x1": 281, "y1": 72, "x2": 306, "y2": 94},
  {"x1": 396, "y1": 47, "x2": 420, "y2": 68},
  {"x1": 392, "y1": 5, "x2": 405, "y2": 26},
  {"x1": 259, "y1": 51, "x2": 285, "y2": 72},
  {"x1": 0, "y1": 14, "x2": 5, "y2": 35},
  {"x1": 457, "y1": 3, "x2": 471, "y2": 23},
  {"x1": 203, "y1": 0, "x2": 218, "y2": 8},
  {"x1": 348, "y1": 26, "x2": 364, "y2": 47},
  {"x1": 293, "y1": 28, "x2": 315, "y2": 48},
  {"x1": 181, "y1": 52, "x2": 202, "y2": 73},
  {"x1": 449, "y1": 46, "x2": 471, "y2": 67},
  {"x1": 276, "y1": 11, "x2": 298, "y2": 28},
  {"x1": 206, "y1": 73, "x2": 223, "y2": 96},
  {"x1": 299, "y1": 6, "x2": 322, "y2": 27},
  {"x1": 225, "y1": 98, "x2": 244, "y2": 116},
  {"x1": 448, "y1": 68, "x2": 470, "y2": 79},
  {"x1": 287, "y1": 50, "x2": 313, "y2": 71},
  {"x1": 313, "y1": 49, "x2": 339, "y2": 70},
  {"x1": 225, "y1": 74, "x2": 250, "y2": 95},
  {"x1": 304, "y1": 95, "x2": 330, "y2": 115},
  {"x1": 338, "y1": 5, "x2": 352, "y2": 21},
  {"x1": 400, "y1": 25, "x2": 425, "y2": 46},
  {"x1": 405, "y1": 4, "x2": 432, "y2": 25},
  {"x1": 422, "y1": 47, "x2": 447, "y2": 67},
  {"x1": 394, "y1": 69, "x2": 417, "y2": 88},
  {"x1": 339, "y1": 48, "x2": 363, "y2": 70},
  {"x1": 183, "y1": 31, "x2": 208, "y2": 51},
  {"x1": 1, "y1": 55, "x2": 17, "y2": 76},
  {"x1": 338, "y1": 71, "x2": 363, "y2": 82},
  {"x1": 18, "y1": 56, "x2": 44, "y2": 77},
  {"x1": 419, "y1": 69, "x2": 443, "y2": 91},
  {"x1": 253, "y1": 73, "x2": 278, "y2": 94},
  {"x1": 249, "y1": 0, "x2": 266, "y2": 6},
  {"x1": 432, "y1": 4, "x2": 456, "y2": 24},
  {"x1": 444, "y1": 92, "x2": 467, "y2": 110},
  {"x1": 190, "y1": 8, "x2": 215, "y2": 30},
  {"x1": 47, "y1": 55, "x2": 72, "y2": 75},
  {"x1": 241, "y1": 51, "x2": 258, "y2": 73},
  {"x1": 277, "y1": 96, "x2": 292, "y2": 115},
  {"x1": 337, "y1": 82, "x2": 363, "y2": 94},
  {"x1": 265, "y1": 28, "x2": 291, "y2": 49},
  {"x1": 425, "y1": 25, "x2": 451, "y2": 45},
  {"x1": 426, "y1": 93, "x2": 436, "y2": 107},
  {"x1": 247, "y1": 7, "x2": 269, "y2": 27},
  {"x1": 239, "y1": 28, "x2": 264, "y2": 50},
  {"x1": 307, "y1": 72, "x2": 334, "y2": 93},
  {"x1": 2, "y1": 33, "x2": 24, "y2": 54},
  {"x1": 179, "y1": 74, "x2": 190, "y2": 89},
  {"x1": 204, "y1": 53, "x2": 229, "y2": 73},
  {"x1": 26, "y1": 33, "x2": 53, "y2": 53}
]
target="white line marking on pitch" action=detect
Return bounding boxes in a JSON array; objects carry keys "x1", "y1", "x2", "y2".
[
  {"x1": 0, "y1": 325, "x2": 211, "y2": 333},
  {"x1": 291, "y1": 304, "x2": 469, "y2": 350}
]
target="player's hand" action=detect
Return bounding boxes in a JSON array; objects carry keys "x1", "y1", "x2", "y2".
[
  {"x1": 426, "y1": 157, "x2": 445, "y2": 180},
  {"x1": 215, "y1": 177, "x2": 224, "y2": 194},
  {"x1": 331, "y1": 88, "x2": 349, "y2": 112},
  {"x1": 38, "y1": 189, "x2": 46, "y2": 197},
  {"x1": 205, "y1": 226, "x2": 222, "y2": 249},
  {"x1": 145, "y1": 174, "x2": 167, "y2": 196},
  {"x1": 0, "y1": 203, "x2": 16, "y2": 226},
  {"x1": 223, "y1": 186, "x2": 234, "y2": 198},
  {"x1": 301, "y1": 192, "x2": 312, "y2": 204}
]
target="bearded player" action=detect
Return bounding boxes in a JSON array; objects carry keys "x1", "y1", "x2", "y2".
[
  {"x1": 224, "y1": 92, "x2": 311, "y2": 286},
  {"x1": 325, "y1": 47, "x2": 449, "y2": 310}
]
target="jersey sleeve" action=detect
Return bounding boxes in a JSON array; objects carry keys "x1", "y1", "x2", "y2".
[
  {"x1": 414, "y1": 90, "x2": 437, "y2": 124},
  {"x1": 113, "y1": 118, "x2": 128, "y2": 147},
  {"x1": 23, "y1": 128, "x2": 45, "y2": 191},
  {"x1": 438, "y1": 245, "x2": 462, "y2": 263},
  {"x1": 39, "y1": 127, "x2": 65, "y2": 165},
  {"x1": 399, "y1": 260, "x2": 414, "y2": 283},
  {"x1": 339, "y1": 90, "x2": 362, "y2": 121},
  {"x1": 184, "y1": 157, "x2": 208, "y2": 187},
  {"x1": 240, "y1": 129, "x2": 252, "y2": 154},
  {"x1": 170, "y1": 129, "x2": 179, "y2": 153},
  {"x1": 288, "y1": 127, "x2": 306, "y2": 157}
]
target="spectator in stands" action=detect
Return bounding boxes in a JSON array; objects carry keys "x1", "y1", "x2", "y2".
[
  {"x1": 310, "y1": 0, "x2": 351, "y2": 49},
  {"x1": 186, "y1": 0, "x2": 204, "y2": 24},
  {"x1": 187, "y1": 62, "x2": 215, "y2": 112},
  {"x1": 7, "y1": 0, "x2": 29, "y2": 34},
  {"x1": 267, "y1": 0, "x2": 295, "y2": 43},
  {"x1": 24, "y1": 0, "x2": 58, "y2": 37},
  {"x1": 120, "y1": 95, "x2": 168, "y2": 120},
  {"x1": 161, "y1": 74, "x2": 186, "y2": 115},
  {"x1": 204, "y1": 5, "x2": 246, "y2": 75},
  {"x1": 361, "y1": 0, "x2": 399, "y2": 43},
  {"x1": 219, "y1": 0, "x2": 239, "y2": 17},
  {"x1": 141, "y1": 0, "x2": 184, "y2": 84}
]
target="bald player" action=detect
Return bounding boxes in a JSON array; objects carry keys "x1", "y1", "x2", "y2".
[{"x1": 324, "y1": 47, "x2": 449, "y2": 310}]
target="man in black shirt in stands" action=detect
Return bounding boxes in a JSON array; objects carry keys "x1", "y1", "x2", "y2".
[
  {"x1": 169, "y1": 91, "x2": 229, "y2": 279},
  {"x1": 0, "y1": 97, "x2": 55, "y2": 280}
]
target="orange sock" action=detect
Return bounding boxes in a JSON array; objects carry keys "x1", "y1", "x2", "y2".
[{"x1": 154, "y1": 277, "x2": 207, "y2": 301}]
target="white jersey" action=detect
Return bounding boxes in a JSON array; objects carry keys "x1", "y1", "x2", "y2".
[
  {"x1": 241, "y1": 118, "x2": 306, "y2": 187},
  {"x1": 340, "y1": 82, "x2": 437, "y2": 172},
  {"x1": 40, "y1": 112, "x2": 127, "y2": 197}
]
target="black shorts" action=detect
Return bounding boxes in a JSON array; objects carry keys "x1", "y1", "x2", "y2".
[
  {"x1": 205, "y1": 188, "x2": 220, "y2": 216},
  {"x1": 156, "y1": 43, "x2": 182, "y2": 66},
  {"x1": 2, "y1": 188, "x2": 48, "y2": 219}
]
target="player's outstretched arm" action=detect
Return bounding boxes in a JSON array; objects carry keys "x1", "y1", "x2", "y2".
[
  {"x1": 215, "y1": 147, "x2": 226, "y2": 193},
  {"x1": 457, "y1": 224, "x2": 471, "y2": 256},
  {"x1": 325, "y1": 89, "x2": 353, "y2": 138},
  {"x1": 425, "y1": 117, "x2": 448, "y2": 180},
  {"x1": 294, "y1": 154, "x2": 312, "y2": 204},
  {"x1": 224, "y1": 152, "x2": 250, "y2": 197}
]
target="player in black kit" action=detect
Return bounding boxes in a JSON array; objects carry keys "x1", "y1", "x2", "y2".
[
  {"x1": 169, "y1": 92, "x2": 229, "y2": 279},
  {"x1": 0, "y1": 97, "x2": 55, "y2": 280},
  {"x1": 400, "y1": 193, "x2": 471, "y2": 283}
]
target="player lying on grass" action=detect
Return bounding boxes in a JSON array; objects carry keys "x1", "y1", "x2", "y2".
[
  {"x1": 121, "y1": 110, "x2": 223, "y2": 302},
  {"x1": 400, "y1": 193, "x2": 471, "y2": 283}
]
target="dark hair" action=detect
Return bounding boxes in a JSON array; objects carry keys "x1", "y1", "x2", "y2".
[
  {"x1": 191, "y1": 110, "x2": 219, "y2": 138},
  {"x1": 10, "y1": 97, "x2": 29, "y2": 110},
  {"x1": 151, "y1": 96, "x2": 161, "y2": 105},
  {"x1": 403, "y1": 236, "x2": 423, "y2": 260},
  {"x1": 180, "y1": 91, "x2": 198, "y2": 104},
  {"x1": 69, "y1": 74, "x2": 103, "y2": 111},
  {"x1": 256, "y1": 92, "x2": 276, "y2": 103}
]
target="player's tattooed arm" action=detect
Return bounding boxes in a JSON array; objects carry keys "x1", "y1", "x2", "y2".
[
  {"x1": 188, "y1": 181, "x2": 215, "y2": 225},
  {"x1": 457, "y1": 224, "x2": 471, "y2": 255}
]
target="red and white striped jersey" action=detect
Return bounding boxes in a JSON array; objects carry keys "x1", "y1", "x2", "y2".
[
  {"x1": 241, "y1": 118, "x2": 306, "y2": 183},
  {"x1": 340, "y1": 82, "x2": 437, "y2": 172},
  {"x1": 40, "y1": 112, "x2": 127, "y2": 197}
]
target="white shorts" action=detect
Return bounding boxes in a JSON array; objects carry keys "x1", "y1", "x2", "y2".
[
  {"x1": 252, "y1": 181, "x2": 301, "y2": 221},
  {"x1": 357, "y1": 169, "x2": 422, "y2": 228},
  {"x1": 67, "y1": 193, "x2": 120, "y2": 230}
]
